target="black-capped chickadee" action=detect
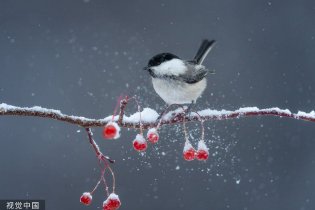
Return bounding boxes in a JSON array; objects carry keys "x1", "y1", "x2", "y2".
[{"x1": 144, "y1": 39, "x2": 216, "y2": 106}]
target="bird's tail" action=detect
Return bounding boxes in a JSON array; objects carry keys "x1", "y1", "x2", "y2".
[{"x1": 193, "y1": 39, "x2": 216, "y2": 65}]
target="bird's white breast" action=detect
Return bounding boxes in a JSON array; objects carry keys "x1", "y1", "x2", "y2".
[{"x1": 152, "y1": 77, "x2": 207, "y2": 104}]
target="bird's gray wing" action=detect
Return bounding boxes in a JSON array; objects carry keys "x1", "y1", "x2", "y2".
[{"x1": 178, "y1": 63, "x2": 211, "y2": 84}]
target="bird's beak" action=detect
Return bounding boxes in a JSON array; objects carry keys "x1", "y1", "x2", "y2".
[{"x1": 143, "y1": 66, "x2": 148, "y2": 71}]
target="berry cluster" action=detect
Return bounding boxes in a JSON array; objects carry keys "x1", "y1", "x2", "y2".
[
  {"x1": 103, "y1": 122, "x2": 160, "y2": 152},
  {"x1": 80, "y1": 192, "x2": 121, "y2": 210},
  {"x1": 103, "y1": 121, "x2": 210, "y2": 161},
  {"x1": 133, "y1": 128, "x2": 159, "y2": 152},
  {"x1": 93, "y1": 105, "x2": 210, "y2": 209},
  {"x1": 80, "y1": 98, "x2": 212, "y2": 210},
  {"x1": 183, "y1": 140, "x2": 209, "y2": 161}
]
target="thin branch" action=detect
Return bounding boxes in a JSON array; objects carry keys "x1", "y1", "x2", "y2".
[
  {"x1": 1, "y1": 103, "x2": 315, "y2": 129},
  {"x1": 118, "y1": 97, "x2": 128, "y2": 125},
  {"x1": 85, "y1": 128, "x2": 115, "y2": 163}
]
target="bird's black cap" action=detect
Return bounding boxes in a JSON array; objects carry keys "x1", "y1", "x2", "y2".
[{"x1": 144, "y1": 53, "x2": 179, "y2": 70}]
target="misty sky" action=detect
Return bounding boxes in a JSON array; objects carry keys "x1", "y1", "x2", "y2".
[{"x1": 1, "y1": 0, "x2": 315, "y2": 210}]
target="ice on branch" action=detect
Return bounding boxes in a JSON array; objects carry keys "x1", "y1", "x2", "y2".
[
  {"x1": 296, "y1": 110, "x2": 315, "y2": 118},
  {"x1": 103, "y1": 108, "x2": 159, "y2": 122},
  {"x1": 0, "y1": 103, "x2": 99, "y2": 124},
  {"x1": 194, "y1": 107, "x2": 292, "y2": 119},
  {"x1": 1, "y1": 103, "x2": 315, "y2": 129},
  {"x1": 124, "y1": 108, "x2": 159, "y2": 123}
]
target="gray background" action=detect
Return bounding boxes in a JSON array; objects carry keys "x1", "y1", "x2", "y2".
[{"x1": 1, "y1": 0, "x2": 315, "y2": 209}]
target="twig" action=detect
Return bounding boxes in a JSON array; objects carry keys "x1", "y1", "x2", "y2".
[
  {"x1": 118, "y1": 97, "x2": 128, "y2": 126},
  {"x1": 85, "y1": 128, "x2": 115, "y2": 163}
]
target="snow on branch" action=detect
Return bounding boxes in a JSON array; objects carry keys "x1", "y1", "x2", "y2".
[{"x1": 1, "y1": 100, "x2": 315, "y2": 129}]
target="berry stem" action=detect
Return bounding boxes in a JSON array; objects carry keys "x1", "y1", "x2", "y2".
[
  {"x1": 133, "y1": 96, "x2": 144, "y2": 135},
  {"x1": 180, "y1": 107, "x2": 189, "y2": 143},
  {"x1": 193, "y1": 111, "x2": 205, "y2": 142},
  {"x1": 101, "y1": 175, "x2": 110, "y2": 197},
  {"x1": 98, "y1": 160, "x2": 110, "y2": 197},
  {"x1": 107, "y1": 165, "x2": 116, "y2": 193},
  {"x1": 122, "y1": 95, "x2": 145, "y2": 135},
  {"x1": 97, "y1": 151, "x2": 116, "y2": 194},
  {"x1": 90, "y1": 177, "x2": 102, "y2": 195},
  {"x1": 112, "y1": 95, "x2": 123, "y2": 122}
]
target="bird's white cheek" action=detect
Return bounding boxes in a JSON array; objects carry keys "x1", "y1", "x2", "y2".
[{"x1": 152, "y1": 59, "x2": 187, "y2": 76}]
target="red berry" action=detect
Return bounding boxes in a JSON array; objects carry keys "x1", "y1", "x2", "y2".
[
  {"x1": 133, "y1": 134, "x2": 147, "y2": 152},
  {"x1": 103, "y1": 122, "x2": 120, "y2": 139},
  {"x1": 183, "y1": 142, "x2": 196, "y2": 161},
  {"x1": 147, "y1": 128, "x2": 159, "y2": 144},
  {"x1": 196, "y1": 140, "x2": 209, "y2": 161},
  {"x1": 183, "y1": 148, "x2": 196, "y2": 161},
  {"x1": 103, "y1": 193, "x2": 121, "y2": 210},
  {"x1": 80, "y1": 192, "x2": 92, "y2": 205},
  {"x1": 196, "y1": 149, "x2": 209, "y2": 160}
]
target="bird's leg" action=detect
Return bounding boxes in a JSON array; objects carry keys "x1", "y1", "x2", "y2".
[
  {"x1": 185, "y1": 100, "x2": 195, "y2": 118},
  {"x1": 156, "y1": 102, "x2": 194, "y2": 123},
  {"x1": 156, "y1": 104, "x2": 176, "y2": 122}
]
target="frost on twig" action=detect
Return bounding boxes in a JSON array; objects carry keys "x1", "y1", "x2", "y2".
[{"x1": 1, "y1": 102, "x2": 315, "y2": 129}]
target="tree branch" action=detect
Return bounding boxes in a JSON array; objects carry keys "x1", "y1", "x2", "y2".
[{"x1": 1, "y1": 102, "x2": 315, "y2": 129}]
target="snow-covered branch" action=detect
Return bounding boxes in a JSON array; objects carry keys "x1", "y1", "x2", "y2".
[{"x1": 1, "y1": 101, "x2": 315, "y2": 129}]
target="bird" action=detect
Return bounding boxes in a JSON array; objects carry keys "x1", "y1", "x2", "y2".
[{"x1": 143, "y1": 39, "x2": 215, "y2": 108}]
